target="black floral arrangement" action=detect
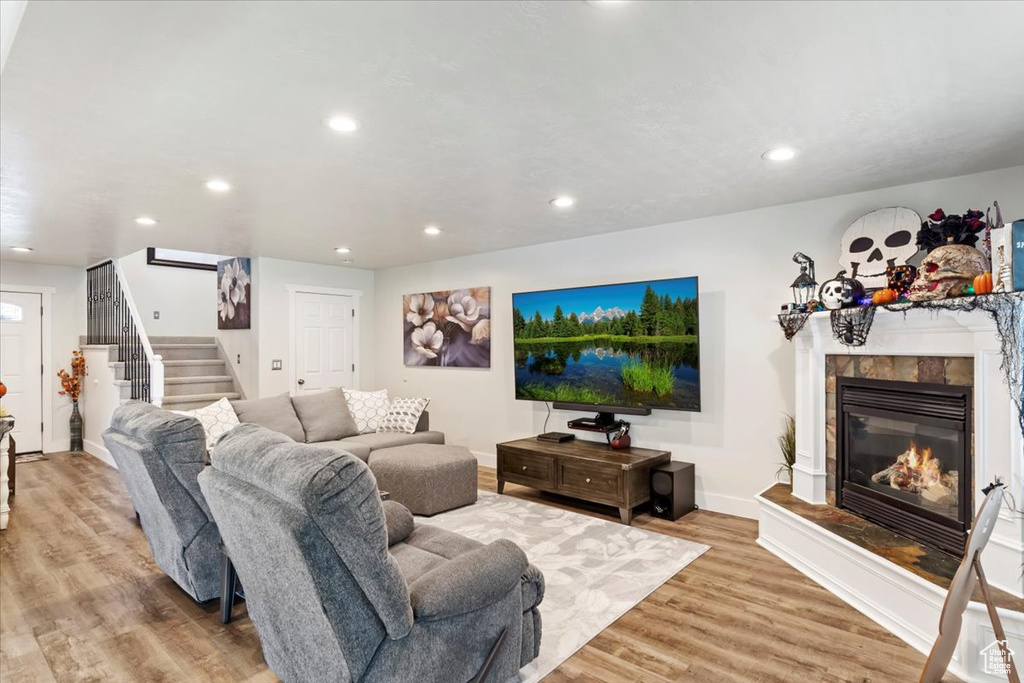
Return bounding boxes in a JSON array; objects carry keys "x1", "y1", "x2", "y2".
[{"x1": 915, "y1": 208, "x2": 986, "y2": 252}]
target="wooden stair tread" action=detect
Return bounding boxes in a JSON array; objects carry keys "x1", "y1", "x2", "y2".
[
  {"x1": 163, "y1": 375, "x2": 233, "y2": 384},
  {"x1": 161, "y1": 359, "x2": 226, "y2": 365},
  {"x1": 161, "y1": 392, "x2": 240, "y2": 404}
]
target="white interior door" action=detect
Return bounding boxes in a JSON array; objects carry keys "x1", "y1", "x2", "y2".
[
  {"x1": 0, "y1": 291, "x2": 43, "y2": 453},
  {"x1": 293, "y1": 292, "x2": 354, "y2": 394}
]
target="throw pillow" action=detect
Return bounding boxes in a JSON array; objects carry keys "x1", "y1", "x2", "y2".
[
  {"x1": 171, "y1": 396, "x2": 240, "y2": 450},
  {"x1": 376, "y1": 397, "x2": 430, "y2": 435},
  {"x1": 344, "y1": 388, "x2": 390, "y2": 434},
  {"x1": 291, "y1": 387, "x2": 359, "y2": 442},
  {"x1": 230, "y1": 393, "x2": 306, "y2": 442}
]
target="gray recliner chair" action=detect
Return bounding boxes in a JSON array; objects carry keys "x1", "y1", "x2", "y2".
[
  {"x1": 102, "y1": 401, "x2": 222, "y2": 603},
  {"x1": 198, "y1": 424, "x2": 544, "y2": 683}
]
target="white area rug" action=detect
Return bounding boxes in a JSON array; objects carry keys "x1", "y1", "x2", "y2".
[{"x1": 422, "y1": 491, "x2": 710, "y2": 682}]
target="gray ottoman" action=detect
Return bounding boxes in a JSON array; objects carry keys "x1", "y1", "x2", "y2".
[{"x1": 368, "y1": 444, "x2": 478, "y2": 516}]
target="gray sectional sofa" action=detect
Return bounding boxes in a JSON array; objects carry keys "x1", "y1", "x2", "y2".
[
  {"x1": 230, "y1": 389, "x2": 445, "y2": 461},
  {"x1": 198, "y1": 424, "x2": 544, "y2": 683},
  {"x1": 231, "y1": 390, "x2": 478, "y2": 515}
]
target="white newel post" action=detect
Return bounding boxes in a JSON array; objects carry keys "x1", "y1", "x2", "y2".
[{"x1": 150, "y1": 355, "x2": 164, "y2": 407}]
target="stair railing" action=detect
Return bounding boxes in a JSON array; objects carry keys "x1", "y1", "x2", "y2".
[{"x1": 85, "y1": 259, "x2": 165, "y2": 406}]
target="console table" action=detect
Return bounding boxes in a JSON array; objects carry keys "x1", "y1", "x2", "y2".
[
  {"x1": 496, "y1": 437, "x2": 670, "y2": 525},
  {"x1": 1, "y1": 416, "x2": 13, "y2": 531}
]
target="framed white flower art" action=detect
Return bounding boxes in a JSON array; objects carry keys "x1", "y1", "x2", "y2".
[
  {"x1": 403, "y1": 287, "x2": 490, "y2": 368},
  {"x1": 217, "y1": 257, "x2": 252, "y2": 329}
]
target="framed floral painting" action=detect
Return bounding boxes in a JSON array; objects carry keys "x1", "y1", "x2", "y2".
[
  {"x1": 217, "y1": 257, "x2": 251, "y2": 330},
  {"x1": 404, "y1": 288, "x2": 490, "y2": 367}
]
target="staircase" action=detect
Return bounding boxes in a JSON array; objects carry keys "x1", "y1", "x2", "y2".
[{"x1": 111, "y1": 336, "x2": 242, "y2": 410}]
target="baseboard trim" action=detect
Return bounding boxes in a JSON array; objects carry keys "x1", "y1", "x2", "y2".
[
  {"x1": 83, "y1": 439, "x2": 117, "y2": 469},
  {"x1": 699, "y1": 491, "x2": 759, "y2": 519},
  {"x1": 472, "y1": 450, "x2": 497, "y2": 469}
]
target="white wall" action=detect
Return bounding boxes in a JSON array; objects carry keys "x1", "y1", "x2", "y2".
[
  {"x1": 0, "y1": 261, "x2": 87, "y2": 452},
  {"x1": 218, "y1": 269, "x2": 259, "y2": 400},
  {"x1": 0, "y1": 0, "x2": 27, "y2": 74},
  {"x1": 256, "y1": 257, "x2": 375, "y2": 397},
  {"x1": 373, "y1": 166, "x2": 1024, "y2": 519},
  {"x1": 118, "y1": 249, "x2": 218, "y2": 337},
  {"x1": 81, "y1": 345, "x2": 118, "y2": 466}
]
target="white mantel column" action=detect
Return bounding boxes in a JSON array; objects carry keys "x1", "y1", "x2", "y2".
[{"x1": 792, "y1": 320, "x2": 828, "y2": 503}]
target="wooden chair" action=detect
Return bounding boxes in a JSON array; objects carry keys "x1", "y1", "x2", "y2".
[{"x1": 920, "y1": 481, "x2": 1020, "y2": 683}]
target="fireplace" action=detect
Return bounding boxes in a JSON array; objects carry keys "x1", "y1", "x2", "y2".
[{"x1": 836, "y1": 376, "x2": 972, "y2": 557}]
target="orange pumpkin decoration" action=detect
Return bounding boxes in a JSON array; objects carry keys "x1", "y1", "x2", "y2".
[
  {"x1": 872, "y1": 289, "x2": 898, "y2": 305},
  {"x1": 973, "y1": 272, "x2": 993, "y2": 295}
]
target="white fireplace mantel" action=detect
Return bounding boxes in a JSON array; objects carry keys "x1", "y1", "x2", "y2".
[
  {"x1": 791, "y1": 307, "x2": 1021, "y2": 594},
  {"x1": 759, "y1": 306, "x2": 1024, "y2": 682}
]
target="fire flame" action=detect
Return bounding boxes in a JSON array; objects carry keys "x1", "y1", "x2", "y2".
[
  {"x1": 906, "y1": 441, "x2": 933, "y2": 469},
  {"x1": 892, "y1": 441, "x2": 942, "y2": 491},
  {"x1": 871, "y1": 441, "x2": 958, "y2": 505}
]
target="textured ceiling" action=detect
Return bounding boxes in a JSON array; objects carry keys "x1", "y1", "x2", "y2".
[{"x1": 1, "y1": 0, "x2": 1023, "y2": 269}]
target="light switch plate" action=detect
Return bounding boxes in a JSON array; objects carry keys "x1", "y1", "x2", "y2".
[
  {"x1": 271, "y1": 359, "x2": 283, "y2": 370},
  {"x1": 153, "y1": 311, "x2": 160, "y2": 319}
]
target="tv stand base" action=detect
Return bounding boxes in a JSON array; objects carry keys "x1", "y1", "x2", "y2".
[{"x1": 496, "y1": 437, "x2": 671, "y2": 525}]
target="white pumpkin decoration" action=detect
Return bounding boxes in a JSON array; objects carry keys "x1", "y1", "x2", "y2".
[{"x1": 839, "y1": 207, "x2": 921, "y2": 289}]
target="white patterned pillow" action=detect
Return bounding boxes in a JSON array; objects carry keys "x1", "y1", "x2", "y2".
[
  {"x1": 343, "y1": 388, "x2": 390, "y2": 434},
  {"x1": 376, "y1": 397, "x2": 430, "y2": 435},
  {"x1": 172, "y1": 397, "x2": 240, "y2": 450}
]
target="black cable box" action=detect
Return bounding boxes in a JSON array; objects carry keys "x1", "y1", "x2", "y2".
[{"x1": 537, "y1": 432, "x2": 575, "y2": 443}]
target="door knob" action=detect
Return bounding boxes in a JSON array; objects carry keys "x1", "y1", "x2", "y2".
[{"x1": 297, "y1": 379, "x2": 305, "y2": 385}]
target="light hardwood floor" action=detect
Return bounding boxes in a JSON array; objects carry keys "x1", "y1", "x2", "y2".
[{"x1": 0, "y1": 453, "x2": 955, "y2": 682}]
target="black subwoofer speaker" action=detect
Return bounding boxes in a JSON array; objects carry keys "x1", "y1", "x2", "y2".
[{"x1": 650, "y1": 462, "x2": 695, "y2": 521}]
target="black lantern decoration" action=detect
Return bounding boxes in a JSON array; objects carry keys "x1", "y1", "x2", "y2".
[{"x1": 790, "y1": 252, "x2": 817, "y2": 311}]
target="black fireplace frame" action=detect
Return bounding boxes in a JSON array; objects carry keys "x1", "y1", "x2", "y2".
[{"x1": 836, "y1": 376, "x2": 972, "y2": 557}]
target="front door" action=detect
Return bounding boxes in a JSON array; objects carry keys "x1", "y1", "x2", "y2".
[
  {"x1": 0, "y1": 291, "x2": 43, "y2": 453},
  {"x1": 293, "y1": 292, "x2": 354, "y2": 395}
]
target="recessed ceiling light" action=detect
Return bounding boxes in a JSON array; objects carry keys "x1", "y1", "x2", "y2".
[
  {"x1": 204, "y1": 178, "x2": 232, "y2": 192},
  {"x1": 550, "y1": 196, "x2": 576, "y2": 208},
  {"x1": 762, "y1": 147, "x2": 799, "y2": 162},
  {"x1": 327, "y1": 116, "x2": 360, "y2": 133},
  {"x1": 9, "y1": 246, "x2": 33, "y2": 252},
  {"x1": 585, "y1": 0, "x2": 631, "y2": 6},
  {"x1": 340, "y1": 259, "x2": 353, "y2": 265},
  {"x1": 334, "y1": 246, "x2": 352, "y2": 254},
  {"x1": 135, "y1": 216, "x2": 158, "y2": 226},
  {"x1": 423, "y1": 225, "x2": 442, "y2": 236}
]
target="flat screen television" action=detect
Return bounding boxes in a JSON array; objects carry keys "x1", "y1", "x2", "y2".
[{"x1": 512, "y1": 276, "x2": 700, "y2": 413}]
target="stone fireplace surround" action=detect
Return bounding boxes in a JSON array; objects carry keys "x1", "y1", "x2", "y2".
[{"x1": 757, "y1": 308, "x2": 1022, "y2": 682}]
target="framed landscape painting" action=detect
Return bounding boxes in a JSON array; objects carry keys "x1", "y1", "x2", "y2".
[
  {"x1": 217, "y1": 257, "x2": 251, "y2": 330},
  {"x1": 404, "y1": 287, "x2": 490, "y2": 367}
]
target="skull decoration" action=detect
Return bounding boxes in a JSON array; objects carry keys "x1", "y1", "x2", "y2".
[
  {"x1": 840, "y1": 207, "x2": 921, "y2": 289},
  {"x1": 818, "y1": 270, "x2": 866, "y2": 310},
  {"x1": 885, "y1": 264, "x2": 918, "y2": 299},
  {"x1": 907, "y1": 244, "x2": 989, "y2": 301}
]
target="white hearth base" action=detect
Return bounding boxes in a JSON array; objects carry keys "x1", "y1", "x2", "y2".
[{"x1": 757, "y1": 488, "x2": 1024, "y2": 683}]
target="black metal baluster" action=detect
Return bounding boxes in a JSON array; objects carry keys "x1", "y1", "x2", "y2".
[{"x1": 84, "y1": 260, "x2": 155, "y2": 405}]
